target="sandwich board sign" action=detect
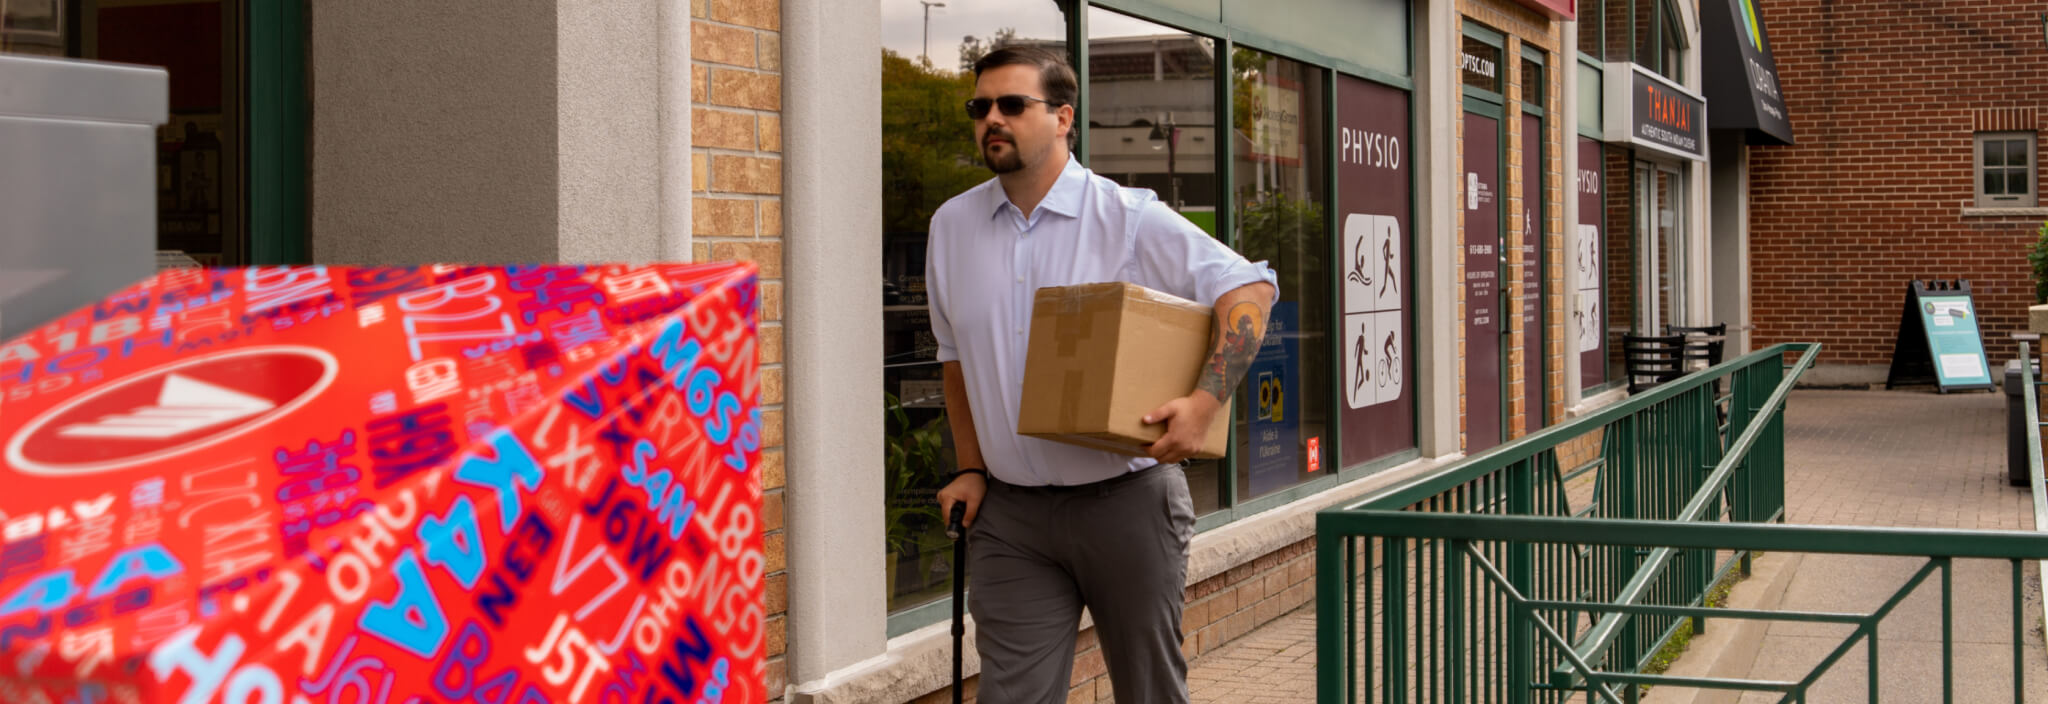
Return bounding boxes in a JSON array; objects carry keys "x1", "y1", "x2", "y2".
[{"x1": 1885, "y1": 279, "x2": 1994, "y2": 392}]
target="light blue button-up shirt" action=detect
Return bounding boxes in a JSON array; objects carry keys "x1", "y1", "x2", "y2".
[{"x1": 926, "y1": 156, "x2": 1278, "y2": 486}]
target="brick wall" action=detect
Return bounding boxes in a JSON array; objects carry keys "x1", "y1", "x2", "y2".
[
  {"x1": 905, "y1": 539, "x2": 1319, "y2": 703},
  {"x1": 1748, "y1": 0, "x2": 2048, "y2": 369},
  {"x1": 689, "y1": 0, "x2": 788, "y2": 698}
]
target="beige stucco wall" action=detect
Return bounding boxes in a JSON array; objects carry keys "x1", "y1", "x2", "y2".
[
  {"x1": 310, "y1": 0, "x2": 675, "y2": 265},
  {"x1": 556, "y1": 0, "x2": 664, "y2": 262},
  {"x1": 309, "y1": 2, "x2": 561, "y2": 264}
]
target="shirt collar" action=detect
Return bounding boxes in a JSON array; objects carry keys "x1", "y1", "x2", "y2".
[{"x1": 988, "y1": 154, "x2": 1087, "y2": 220}]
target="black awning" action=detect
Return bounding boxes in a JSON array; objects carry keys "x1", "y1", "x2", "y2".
[{"x1": 1703, "y1": 0, "x2": 1795, "y2": 145}]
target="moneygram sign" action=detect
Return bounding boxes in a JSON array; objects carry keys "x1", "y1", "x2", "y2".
[{"x1": 0, "y1": 263, "x2": 764, "y2": 703}]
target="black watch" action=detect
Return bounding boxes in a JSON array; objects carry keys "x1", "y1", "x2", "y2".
[{"x1": 948, "y1": 468, "x2": 989, "y2": 483}]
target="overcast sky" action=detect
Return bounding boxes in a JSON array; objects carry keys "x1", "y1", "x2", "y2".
[{"x1": 879, "y1": 0, "x2": 1189, "y2": 69}]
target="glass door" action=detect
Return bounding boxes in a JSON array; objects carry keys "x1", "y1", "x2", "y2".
[{"x1": 1635, "y1": 161, "x2": 1685, "y2": 332}]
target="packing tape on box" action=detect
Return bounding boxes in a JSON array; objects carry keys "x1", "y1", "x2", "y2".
[
  {"x1": 1049, "y1": 286, "x2": 1094, "y2": 357},
  {"x1": 1061, "y1": 369, "x2": 1085, "y2": 428},
  {"x1": 1056, "y1": 308, "x2": 1084, "y2": 357}
]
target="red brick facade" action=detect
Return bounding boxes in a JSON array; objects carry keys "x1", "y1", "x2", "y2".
[{"x1": 1748, "y1": 0, "x2": 2048, "y2": 370}]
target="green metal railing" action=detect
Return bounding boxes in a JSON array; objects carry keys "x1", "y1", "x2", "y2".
[
  {"x1": 1317, "y1": 514, "x2": 2048, "y2": 702},
  {"x1": 2021, "y1": 341, "x2": 2048, "y2": 638},
  {"x1": 1314, "y1": 342, "x2": 2048, "y2": 702}
]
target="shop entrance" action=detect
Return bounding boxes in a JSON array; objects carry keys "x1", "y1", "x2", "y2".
[
  {"x1": 1635, "y1": 160, "x2": 1686, "y2": 331},
  {"x1": 7, "y1": 0, "x2": 264, "y2": 266},
  {"x1": 1461, "y1": 26, "x2": 1507, "y2": 452}
]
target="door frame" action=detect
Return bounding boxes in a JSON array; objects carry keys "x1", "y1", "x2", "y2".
[
  {"x1": 247, "y1": 0, "x2": 307, "y2": 264},
  {"x1": 1519, "y1": 45, "x2": 1547, "y2": 432},
  {"x1": 1463, "y1": 23, "x2": 1509, "y2": 449}
]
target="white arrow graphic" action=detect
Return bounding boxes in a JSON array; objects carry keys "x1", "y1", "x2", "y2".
[{"x1": 57, "y1": 374, "x2": 276, "y2": 439}]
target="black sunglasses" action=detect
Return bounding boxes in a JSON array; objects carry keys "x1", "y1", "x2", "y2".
[{"x1": 965, "y1": 95, "x2": 1060, "y2": 120}]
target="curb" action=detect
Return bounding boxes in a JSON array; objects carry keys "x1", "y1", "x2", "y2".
[{"x1": 1643, "y1": 550, "x2": 1806, "y2": 704}]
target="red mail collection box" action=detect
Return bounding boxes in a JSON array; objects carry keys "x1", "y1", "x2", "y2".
[{"x1": 0, "y1": 263, "x2": 764, "y2": 703}]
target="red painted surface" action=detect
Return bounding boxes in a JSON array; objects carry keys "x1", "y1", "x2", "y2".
[{"x1": 0, "y1": 264, "x2": 765, "y2": 703}]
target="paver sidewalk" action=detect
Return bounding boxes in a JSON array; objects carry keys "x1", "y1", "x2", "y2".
[
  {"x1": 1187, "y1": 388, "x2": 2048, "y2": 702},
  {"x1": 1713, "y1": 389, "x2": 2048, "y2": 703}
]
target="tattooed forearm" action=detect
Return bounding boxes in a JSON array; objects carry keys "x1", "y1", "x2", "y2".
[{"x1": 1196, "y1": 300, "x2": 1268, "y2": 402}]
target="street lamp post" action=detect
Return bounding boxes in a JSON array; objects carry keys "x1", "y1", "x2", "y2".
[
  {"x1": 1149, "y1": 113, "x2": 1181, "y2": 210},
  {"x1": 922, "y1": 1, "x2": 946, "y2": 67}
]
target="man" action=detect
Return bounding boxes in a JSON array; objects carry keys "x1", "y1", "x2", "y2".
[{"x1": 926, "y1": 46, "x2": 1277, "y2": 703}]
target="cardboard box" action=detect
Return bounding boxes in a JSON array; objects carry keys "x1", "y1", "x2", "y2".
[
  {"x1": 0, "y1": 263, "x2": 764, "y2": 703},
  {"x1": 1017, "y1": 282, "x2": 1229, "y2": 459}
]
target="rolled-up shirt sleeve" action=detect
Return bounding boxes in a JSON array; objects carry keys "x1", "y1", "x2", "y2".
[
  {"x1": 1130, "y1": 200, "x2": 1279, "y2": 306},
  {"x1": 925, "y1": 217, "x2": 959, "y2": 364}
]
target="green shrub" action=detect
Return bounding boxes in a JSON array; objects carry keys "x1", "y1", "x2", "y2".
[{"x1": 2028, "y1": 220, "x2": 2048, "y2": 304}]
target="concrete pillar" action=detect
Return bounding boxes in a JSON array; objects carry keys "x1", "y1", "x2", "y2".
[
  {"x1": 782, "y1": 0, "x2": 887, "y2": 690},
  {"x1": 1710, "y1": 136, "x2": 1749, "y2": 352},
  {"x1": 1416, "y1": 0, "x2": 1462, "y2": 457}
]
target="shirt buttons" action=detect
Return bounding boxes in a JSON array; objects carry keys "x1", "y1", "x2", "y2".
[{"x1": 1015, "y1": 276, "x2": 1025, "y2": 283}]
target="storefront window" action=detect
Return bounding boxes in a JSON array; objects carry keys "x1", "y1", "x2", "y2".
[
  {"x1": 878, "y1": 0, "x2": 1067, "y2": 617},
  {"x1": 1601, "y1": 0, "x2": 1629, "y2": 63},
  {"x1": 1230, "y1": 47, "x2": 1330, "y2": 502},
  {"x1": 1578, "y1": 0, "x2": 1604, "y2": 58},
  {"x1": 1631, "y1": 0, "x2": 1685, "y2": 81},
  {"x1": 1460, "y1": 34, "x2": 1503, "y2": 95},
  {"x1": 7, "y1": 0, "x2": 245, "y2": 265},
  {"x1": 1085, "y1": 8, "x2": 1230, "y2": 515},
  {"x1": 1521, "y1": 54, "x2": 1545, "y2": 109}
]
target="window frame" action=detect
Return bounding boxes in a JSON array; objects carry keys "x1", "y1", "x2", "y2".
[{"x1": 1975, "y1": 131, "x2": 2039, "y2": 208}]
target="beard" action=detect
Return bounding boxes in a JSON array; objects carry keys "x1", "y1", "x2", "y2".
[{"x1": 983, "y1": 135, "x2": 1026, "y2": 174}]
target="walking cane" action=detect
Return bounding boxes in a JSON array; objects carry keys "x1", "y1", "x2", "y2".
[{"x1": 945, "y1": 502, "x2": 968, "y2": 704}]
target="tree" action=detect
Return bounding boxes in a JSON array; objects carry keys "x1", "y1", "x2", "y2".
[
  {"x1": 882, "y1": 49, "x2": 985, "y2": 235},
  {"x1": 958, "y1": 27, "x2": 1020, "y2": 72}
]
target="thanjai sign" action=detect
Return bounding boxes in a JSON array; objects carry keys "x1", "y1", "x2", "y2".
[{"x1": 1604, "y1": 63, "x2": 1708, "y2": 161}]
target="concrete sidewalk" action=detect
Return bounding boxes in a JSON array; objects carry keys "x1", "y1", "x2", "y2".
[
  {"x1": 1657, "y1": 389, "x2": 2048, "y2": 703},
  {"x1": 1186, "y1": 388, "x2": 2048, "y2": 703}
]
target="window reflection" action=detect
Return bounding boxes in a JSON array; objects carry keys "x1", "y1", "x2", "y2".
[
  {"x1": 8, "y1": 0, "x2": 244, "y2": 265},
  {"x1": 1230, "y1": 47, "x2": 1330, "y2": 503},
  {"x1": 1085, "y1": 8, "x2": 1228, "y2": 515},
  {"x1": 878, "y1": 0, "x2": 1067, "y2": 616}
]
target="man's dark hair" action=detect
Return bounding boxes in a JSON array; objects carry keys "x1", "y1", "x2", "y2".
[
  {"x1": 972, "y1": 46, "x2": 1078, "y2": 148},
  {"x1": 971, "y1": 46, "x2": 1078, "y2": 108}
]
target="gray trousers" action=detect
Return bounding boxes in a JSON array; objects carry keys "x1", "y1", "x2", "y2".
[{"x1": 968, "y1": 464, "x2": 1196, "y2": 704}]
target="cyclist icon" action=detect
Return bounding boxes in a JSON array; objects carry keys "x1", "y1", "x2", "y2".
[{"x1": 1379, "y1": 329, "x2": 1400, "y2": 389}]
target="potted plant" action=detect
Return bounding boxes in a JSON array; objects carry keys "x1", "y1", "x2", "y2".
[{"x1": 884, "y1": 392, "x2": 950, "y2": 598}]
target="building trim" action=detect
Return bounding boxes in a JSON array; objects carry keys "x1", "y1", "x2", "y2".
[
  {"x1": 1418, "y1": 0, "x2": 1463, "y2": 457},
  {"x1": 660, "y1": 0, "x2": 692, "y2": 261},
  {"x1": 784, "y1": 0, "x2": 887, "y2": 689}
]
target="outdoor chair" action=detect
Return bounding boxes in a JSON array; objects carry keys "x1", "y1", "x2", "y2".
[
  {"x1": 1622, "y1": 333, "x2": 1687, "y2": 394},
  {"x1": 1665, "y1": 323, "x2": 1727, "y2": 370},
  {"x1": 1665, "y1": 323, "x2": 1733, "y2": 441}
]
